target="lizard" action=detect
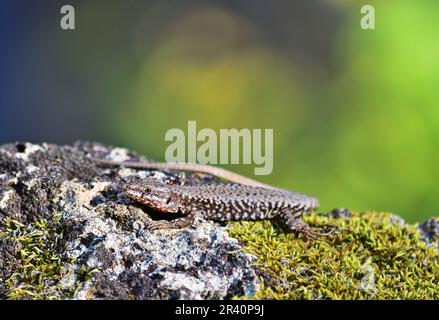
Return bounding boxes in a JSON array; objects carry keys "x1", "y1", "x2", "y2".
[{"x1": 91, "y1": 157, "x2": 332, "y2": 239}]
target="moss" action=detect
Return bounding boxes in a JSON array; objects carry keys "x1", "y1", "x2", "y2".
[
  {"x1": 0, "y1": 213, "x2": 94, "y2": 299},
  {"x1": 227, "y1": 212, "x2": 439, "y2": 299},
  {"x1": 1, "y1": 209, "x2": 437, "y2": 300}
]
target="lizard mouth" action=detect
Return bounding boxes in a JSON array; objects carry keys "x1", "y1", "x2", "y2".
[
  {"x1": 125, "y1": 189, "x2": 144, "y2": 202},
  {"x1": 124, "y1": 187, "x2": 178, "y2": 213}
]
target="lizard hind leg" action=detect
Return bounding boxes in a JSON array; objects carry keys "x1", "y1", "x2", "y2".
[{"x1": 275, "y1": 208, "x2": 333, "y2": 240}]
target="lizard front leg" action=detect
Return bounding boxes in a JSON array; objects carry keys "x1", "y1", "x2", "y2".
[{"x1": 148, "y1": 213, "x2": 197, "y2": 230}]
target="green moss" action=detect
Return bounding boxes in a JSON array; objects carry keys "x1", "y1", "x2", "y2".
[
  {"x1": 2, "y1": 210, "x2": 437, "y2": 300},
  {"x1": 0, "y1": 213, "x2": 93, "y2": 300},
  {"x1": 227, "y1": 212, "x2": 439, "y2": 299}
]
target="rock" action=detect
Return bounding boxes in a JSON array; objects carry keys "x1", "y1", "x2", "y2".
[
  {"x1": 0, "y1": 142, "x2": 437, "y2": 300},
  {"x1": 0, "y1": 142, "x2": 259, "y2": 299}
]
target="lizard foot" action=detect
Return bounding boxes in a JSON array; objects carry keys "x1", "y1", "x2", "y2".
[
  {"x1": 276, "y1": 209, "x2": 335, "y2": 240},
  {"x1": 296, "y1": 223, "x2": 336, "y2": 240}
]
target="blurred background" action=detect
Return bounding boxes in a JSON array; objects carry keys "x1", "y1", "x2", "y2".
[{"x1": 0, "y1": 0, "x2": 437, "y2": 222}]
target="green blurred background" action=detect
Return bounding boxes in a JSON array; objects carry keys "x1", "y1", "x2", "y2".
[{"x1": 0, "y1": 1, "x2": 438, "y2": 222}]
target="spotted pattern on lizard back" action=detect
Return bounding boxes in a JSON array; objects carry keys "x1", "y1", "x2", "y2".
[
  {"x1": 124, "y1": 180, "x2": 327, "y2": 238},
  {"x1": 92, "y1": 157, "x2": 332, "y2": 238}
]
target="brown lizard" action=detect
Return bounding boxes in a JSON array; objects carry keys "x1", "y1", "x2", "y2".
[{"x1": 91, "y1": 157, "x2": 332, "y2": 239}]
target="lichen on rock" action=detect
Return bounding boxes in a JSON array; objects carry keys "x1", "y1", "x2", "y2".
[
  {"x1": 0, "y1": 142, "x2": 437, "y2": 300},
  {"x1": 0, "y1": 142, "x2": 258, "y2": 299}
]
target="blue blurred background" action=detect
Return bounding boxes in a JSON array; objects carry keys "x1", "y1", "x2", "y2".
[{"x1": 0, "y1": 1, "x2": 438, "y2": 222}]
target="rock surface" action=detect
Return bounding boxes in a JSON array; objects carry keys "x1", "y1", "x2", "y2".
[
  {"x1": 0, "y1": 142, "x2": 258, "y2": 299},
  {"x1": 0, "y1": 142, "x2": 438, "y2": 300}
]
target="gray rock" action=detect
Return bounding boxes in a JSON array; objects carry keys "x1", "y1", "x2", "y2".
[{"x1": 0, "y1": 142, "x2": 259, "y2": 299}]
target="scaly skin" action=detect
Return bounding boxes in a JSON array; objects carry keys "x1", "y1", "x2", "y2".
[{"x1": 93, "y1": 157, "x2": 330, "y2": 238}]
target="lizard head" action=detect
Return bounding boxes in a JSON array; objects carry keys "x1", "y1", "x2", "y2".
[{"x1": 124, "y1": 181, "x2": 180, "y2": 213}]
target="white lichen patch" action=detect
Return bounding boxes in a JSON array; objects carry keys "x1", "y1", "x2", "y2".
[
  {"x1": 15, "y1": 167, "x2": 40, "y2": 189},
  {"x1": 358, "y1": 258, "x2": 377, "y2": 294},
  {"x1": 15, "y1": 143, "x2": 45, "y2": 161},
  {"x1": 77, "y1": 182, "x2": 111, "y2": 207},
  {"x1": 68, "y1": 211, "x2": 259, "y2": 299},
  {"x1": 108, "y1": 148, "x2": 132, "y2": 162},
  {"x1": 58, "y1": 266, "x2": 78, "y2": 291},
  {"x1": 0, "y1": 189, "x2": 15, "y2": 210},
  {"x1": 149, "y1": 171, "x2": 169, "y2": 181},
  {"x1": 0, "y1": 142, "x2": 260, "y2": 300},
  {"x1": 160, "y1": 272, "x2": 206, "y2": 299},
  {"x1": 24, "y1": 179, "x2": 37, "y2": 189},
  {"x1": 26, "y1": 164, "x2": 39, "y2": 174},
  {"x1": 116, "y1": 168, "x2": 166, "y2": 181},
  {"x1": 117, "y1": 167, "x2": 143, "y2": 178},
  {"x1": 57, "y1": 180, "x2": 110, "y2": 209}
]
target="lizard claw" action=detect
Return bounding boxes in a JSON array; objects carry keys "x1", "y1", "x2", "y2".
[
  {"x1": 277, "y1": 212, "x2": 336, "y2": 240},
  {"x1": 298, "y1": 224, "x2": 336, "y2": 240}
]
